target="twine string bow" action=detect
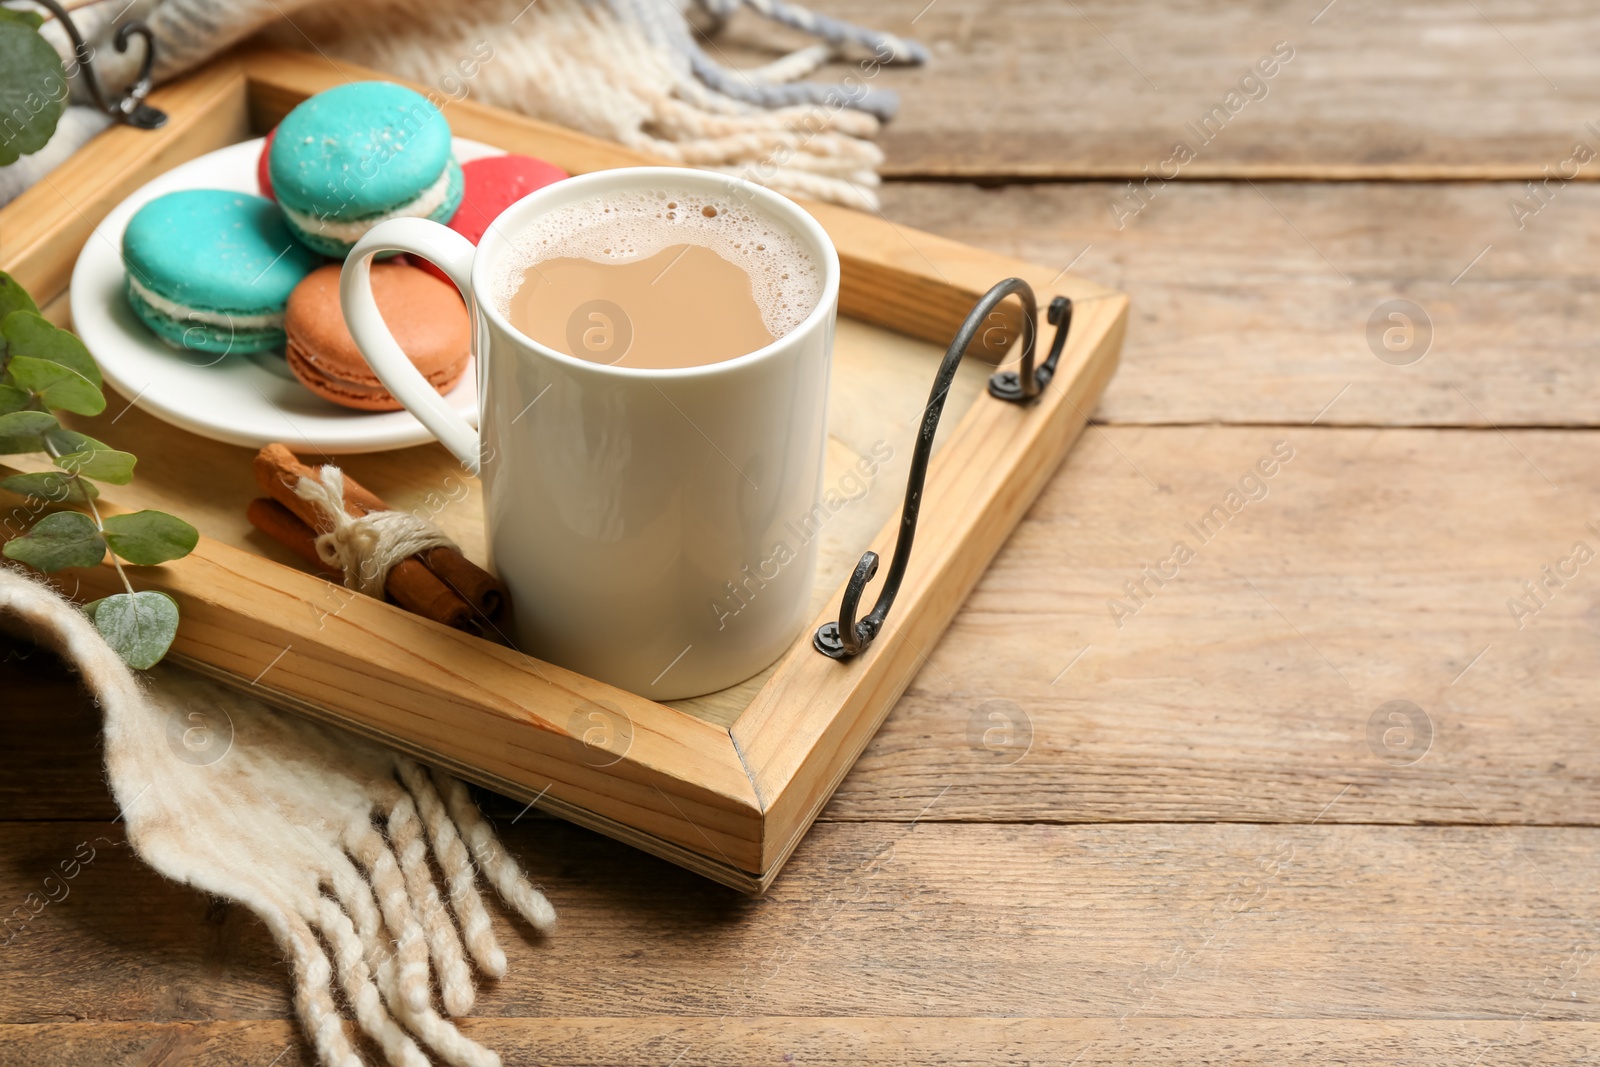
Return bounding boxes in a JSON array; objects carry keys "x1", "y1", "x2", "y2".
[{"x1": 292, "y1": 466, "x2": 457, "y2": 599}]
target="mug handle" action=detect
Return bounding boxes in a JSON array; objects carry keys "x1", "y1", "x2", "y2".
[{"x1": 341, "y1": 218, "x2": 482, "y2": 474}]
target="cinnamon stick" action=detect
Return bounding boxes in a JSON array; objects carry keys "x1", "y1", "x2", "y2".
[
  {"x1": 253, "y1": 444, "x2": 508, "y2": 621},
  {"x1": 246, "y1": 497, "x2": 339, "y2": 576},
  {"x1": 254, "y1": 443, "x2": 387, "y2": 521},
  {"x1": 386, "y1": 559, "x2": 475, "y2": 630},
  {"x1": 246, "y1": 494, "x2": 476, "y2": 632},
  {"x1": 419, "y1": 545, "x2": 505, "y2": 619}
]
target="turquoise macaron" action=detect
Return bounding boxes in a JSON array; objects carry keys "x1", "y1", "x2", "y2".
[
  {"x1": 122, "y1": 189, "x2": 322, "y2": 354},
  {"x1": 268, "y1": 81, "x2": 464, "y2": 258}
]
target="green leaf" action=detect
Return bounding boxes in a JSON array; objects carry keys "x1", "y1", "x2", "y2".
[
  {"x1": 7, "y1": 355, "x2": 105, "y2": 416},
  {"x1": 0, "y1": 470, "x2": 96, "y2": 503},
  {"x1": 3, "y1": 311, "x2": 101, "y2": 387},
  {"x1": 0, "y1": 420, "x2": 96, "y2": 458},
  {"x1": 0, "y1": 384, "x2": 31, "y2": 415},
  {"x1": 0, "y1": 399, "x2": 54, "y2": 451},
  {"x1": 102, "y1": 510, "x2": 198, "y2": 565},
  {"x1": 0, "y1": 21, "x2": 66, "y2": 167},
  {"x1": 43, "y1": 427, "x2": 106, "y2": 454},
  {"x1": 2, "y1": 511, "x2": 105, "y2": 571},
  {"x1": 0, "y1": 275, "x2": 36, "y2": 367},
  {"x1": 56, "y1": 446, "x2": 135, "y2": 485},
  {"x1": 0, "y1": 9, "x2": 45, "y2": 29},
  {"x1": 0, "y1": 410, "x2": 54, "y2": 437},
  {"x1": 0, "y1": 405, "x2": 53, "y2": 453},
  {"x1": 0, "y1": 274, "x2": 39, "y2": 325},
  {"x1": 0, "y1": 435, "x2": 42, "y2": 454},
  {"x1": 88, "y1": 590, "x2": 179, "y2": 669}
]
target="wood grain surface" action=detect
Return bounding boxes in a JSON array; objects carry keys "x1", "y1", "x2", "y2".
[
  {"x1": 7, "y1": 1020, "x2": 1600, "y2": 1067},
  {"x1": 879, "y1": 180, "x2": 1600, "y2": 427},
  {"x1": 725, "y1": 0, "x2": 1600, "y2": 179},
  {"x1": 3, "y1": 815, "x2": 1598, "y2": 1021},
  {"x1": 5, "y1": 1, "x2": 1597, "y2": 1063}
]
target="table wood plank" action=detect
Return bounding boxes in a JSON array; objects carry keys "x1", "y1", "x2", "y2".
[
  {"x1": 8, "y1": 1018, "x2": 1599, "y2": 1067},
  {"x1": 719, "y1": 0, "x2": 1600, "y2": 179},
  {"x1": 879, "y1": 180, "x2": 1600, "y2": 427},
  {"x1": 1, "y1": 819, "x2": 1597, "y2": 1024},
  {"x1": 830, "y1": 422, "x2": 1600, "y2": 823}
]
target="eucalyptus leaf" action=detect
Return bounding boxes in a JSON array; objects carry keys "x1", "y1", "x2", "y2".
[
  {"x1": 0, "y1": 384, "x2": 31, "y2": 415},
  {"x1": 0, "y1": 398, "x2": 53, "y2": 452},
  {"x1": 2, "y1": 510, "x2": 105, "y2": 571},
  {"x1": 43, "y1": 427, "x2": 107, "y2": 455},
  {"x1": 56, "y1": 446, "x2": 135, "y2": 485},
  {"x1": 0, "y1": 470, "x2": 96, "y2": 503},
  {"x1": 0, "y1": 22, "x2": 66, "y2": 167},
  {"x1": 0, "y1": 276, "x2": 37, "y2": 356},
  {"x1": 0, "y1": 410, "x2": 54, "y2": 437},
  {"x1": 21, "y1": 427, "x2": 112, "y2": 462},
  {"x1": 3, "y1": 311, "x2": 101, "y2": 386},
  {"x1": 0, "y1": 9, "x2": 45, "y2": 29},
  {"x1": 7, "y1": 355, "x2": 105, "y2": 416},
  {"x1": 0, "y1": 434, "x2": 43, "y2": 454},
  {"x1": 89, "y1": 590, "x2": 179, "y2": 670},
  {"x1": 102, "y1": 510, "x2": 198, "y2": 565}
]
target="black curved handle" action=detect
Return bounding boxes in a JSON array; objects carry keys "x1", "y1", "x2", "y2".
[
  {"x1": 814, "y1": 278, "x2": 1073, "y2": 660},
  {"x1": 988, "y1": 289, "x2": 1073, "y2": 402},
  {"x1": 34, "y1": 0, "x2": 167, "y2": 129}
]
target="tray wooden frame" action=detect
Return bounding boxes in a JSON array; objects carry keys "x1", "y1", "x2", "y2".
[{"x1": 0, "y1": 49, "x2": 1127, "y2": 892}]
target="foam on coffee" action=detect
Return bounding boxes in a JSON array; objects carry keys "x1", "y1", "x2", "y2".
[{"x1": 492, "y1": 187, "x2": 821, "y2": 340}]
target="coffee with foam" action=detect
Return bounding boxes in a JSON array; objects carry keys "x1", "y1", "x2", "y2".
[{"x1": 495, "y1": 187, "x2": 821, "y2": 369}]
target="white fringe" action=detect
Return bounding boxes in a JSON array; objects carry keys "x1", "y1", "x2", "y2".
[{"x1": 0, "y1": 564, "x2": 555, "y2": 1067}]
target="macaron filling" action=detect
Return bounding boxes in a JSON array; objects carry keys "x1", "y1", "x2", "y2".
[
  {"x1": 126, "y1": 274, "x2": 285, "y2": 331},
  {"x1": 279, "y1": 162, "x2": 457, "y2": 244}
]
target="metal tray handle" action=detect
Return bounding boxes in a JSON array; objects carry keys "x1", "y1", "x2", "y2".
[{"x1": 814, "y1": 277, "x2": 1072, "y2": 660}]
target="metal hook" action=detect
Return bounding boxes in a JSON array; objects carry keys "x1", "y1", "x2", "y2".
[
  {"x1": 814, "y1": 277, "x2": 1073, "y2": 660},
  {"x1": 987, "y1": 291, "x2": 1072, "y2": 403},
  {"x1": 31, "y1": 0, "x2": 166, "y2": 129}
]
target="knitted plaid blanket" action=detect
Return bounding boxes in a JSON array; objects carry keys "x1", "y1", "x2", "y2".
[{"x1": 3, "y1": 0, "x2": 925, "y2": 210}]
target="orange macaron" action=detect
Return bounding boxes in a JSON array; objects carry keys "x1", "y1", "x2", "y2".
[{"x1": 285, "y1": 263, "x2": 469, "y2": 411}]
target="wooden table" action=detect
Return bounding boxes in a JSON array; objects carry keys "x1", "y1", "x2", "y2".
[{"x1": 6, "y1": 2, "x2": 1598, "y2": 1062}]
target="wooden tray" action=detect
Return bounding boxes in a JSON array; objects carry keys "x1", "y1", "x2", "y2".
[{"x1": 0, "y1": 50, "x2": 1127, "y2": 892}]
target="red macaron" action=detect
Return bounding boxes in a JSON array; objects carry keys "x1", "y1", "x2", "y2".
[
  {"x1": 450, "y1": 154, "x2": 569, "y2": 243},
  {"x1": 257, "y1": 126, "x2": 276, "y2": 200},
  {"x1": 415, "y1": 154, "x2": 568, "y2": 283}
]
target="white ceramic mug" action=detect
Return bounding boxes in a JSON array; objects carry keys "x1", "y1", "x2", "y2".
[{"x1": 340, "y1": 167, "x2": 839, "y2": 700}]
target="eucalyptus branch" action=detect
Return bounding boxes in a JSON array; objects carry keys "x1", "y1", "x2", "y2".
[
  {"x1": 39, "y1": 432, "x2": 135, "y2": 595},
  {"x1": 0, "y1": 269, "x2": 198, "y2": 668},
  {"x1": 83, "y1": 492, "x2": 134, "y2": 596}
]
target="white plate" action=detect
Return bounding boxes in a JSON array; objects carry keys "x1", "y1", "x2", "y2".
[{"x1": 70, "y1": 136, "x2": 502, "y2": 453}]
